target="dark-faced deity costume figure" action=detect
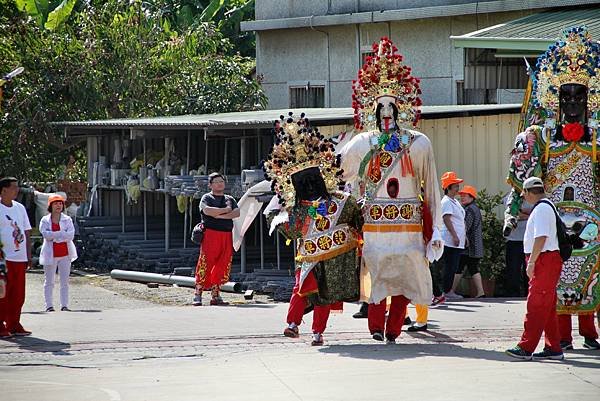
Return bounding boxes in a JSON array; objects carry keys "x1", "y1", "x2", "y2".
[
  {"x1": 263, "y1": 113, "x2": 363, "y2": 346},
  {"x1": 504, "y1": 28, "x2": 600, "y2": 345},
  {"x1": 339, "y1": 38, "x2": 444, "y2": 342}
]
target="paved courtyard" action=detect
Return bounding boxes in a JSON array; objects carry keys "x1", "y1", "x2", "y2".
[{"x1": 1, "y1": 273, "x2": 599, "y2": 401}]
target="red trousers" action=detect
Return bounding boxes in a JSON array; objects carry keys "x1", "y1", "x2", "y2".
[
  {"x1": 195, "y1": 229, "x2": 233, "y2": 290},
  {"x1": 0, "y1": 261, "x2": 27, "y2": 332},
  {"x1": 287, "y1": 270, "x2": 331, "y2": 334},
  {"x1": 518, "y1": 251, "x2": 562, "y2": 353},
  {"x1": 558, "y1": 314, "x2": 598, "y2": 343},
  {"x1": 368, "y1": 295, "x2": 410, "y2": 340}
]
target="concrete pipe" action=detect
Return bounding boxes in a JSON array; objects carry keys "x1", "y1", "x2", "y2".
[{"x1": 110, "y1": 269, "x2": 243, "y2": 293}]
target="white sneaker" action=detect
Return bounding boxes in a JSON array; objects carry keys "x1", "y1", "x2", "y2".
[
  {"x1": 444, "y1": 291, "x2": 463, "y2": 300},
  {"x1": 192, "y1": 294, "x2": 202, "y2": 306}
]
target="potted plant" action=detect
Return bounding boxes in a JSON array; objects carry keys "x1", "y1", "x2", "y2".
[{"x1": 475, "y1": 189, "x2": 506, "y2": 296}]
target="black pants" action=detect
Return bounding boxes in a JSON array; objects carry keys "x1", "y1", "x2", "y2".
[
  {"x1": 430, "y1": 260, "x2": 444, "y2": 297},
  {"x1": 457, "y1": 255, "x2": 481, "y2": 275},
  {"x1": 442, "y1": 246, "x2": 463, "y2": 293},
  {"x1": 504, "y1": 240, "x2": 527, "y2": 297}
]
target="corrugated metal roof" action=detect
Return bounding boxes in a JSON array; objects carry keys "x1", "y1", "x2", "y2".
[
  {"x1": 451, "y1": 7, "x2": 600, "y2": 51},
  {"x1": 54, "y1": 104, "x2": 521, "y2": 132}
]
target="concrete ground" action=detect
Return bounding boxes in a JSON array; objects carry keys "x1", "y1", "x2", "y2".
[{"x1": 1, "y1": 273, "x2": 599, "y2": 401}]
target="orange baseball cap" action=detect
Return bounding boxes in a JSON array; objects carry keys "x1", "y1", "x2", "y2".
[
  {"x1": 459, "y1": 185, "x2": 477, "y2": 199},
  {"x1": 47, "y1": 194, "x2": 65, "y2": 206},
  {"x1": 440, "y1": 171, "x2": 463, "y2": 189}
]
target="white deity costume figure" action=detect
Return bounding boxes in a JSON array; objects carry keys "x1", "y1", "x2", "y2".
[{"x1": 339, "y1": 37, "x2": 443, "y2": 343}]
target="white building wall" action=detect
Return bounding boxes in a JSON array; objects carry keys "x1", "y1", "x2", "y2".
[{"x1": 256, "y1": 11, "x2": 533, "y2": 109}]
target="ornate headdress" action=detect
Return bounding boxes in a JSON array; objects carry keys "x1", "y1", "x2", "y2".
[
  {"x1": 263, "y1": 112, "x2": 343, "y2": 209},
  {"x1": 352, "y1": 37, "x2": 422, "y2": 131},
  {"x1": 533, "y1": 27, "x2": 600, "y2": 123}
]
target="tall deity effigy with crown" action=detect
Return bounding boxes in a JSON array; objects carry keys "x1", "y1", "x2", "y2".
[
  {"x1": 504, "y1": 27, "x2": 600, "y2": 315},
  {"x1": 339, "y1": 37, "x2": 444, "y2": 313}
]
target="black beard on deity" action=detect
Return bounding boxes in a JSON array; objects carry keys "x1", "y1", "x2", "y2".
[{"x1": 555, "y1": 83, "x2": 591, "y2": 142}]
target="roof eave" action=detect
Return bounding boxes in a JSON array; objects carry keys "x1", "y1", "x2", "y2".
[{"x1": 450, "y1": 36, "x2": 554, "y2": 51}]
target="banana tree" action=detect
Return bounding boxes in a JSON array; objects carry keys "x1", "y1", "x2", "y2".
[{"x1": 14, "y1": 0, "x2": 77, "y2": 30}]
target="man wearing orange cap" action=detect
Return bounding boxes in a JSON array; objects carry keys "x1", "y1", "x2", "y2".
[
  {"x1": 450, "y1": 185, "x2": 485, "y2": 298},
  {"x1": 0, "y1": 177, "x2": 32, "y2": 338},
  {"x1": 433, "y1": 172, "x2": 466, "y2": 305}
]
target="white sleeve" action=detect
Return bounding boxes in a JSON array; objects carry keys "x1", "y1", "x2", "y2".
[
  {"x1": 532, "y1": 205, "x2": 554, "y2": 239},
  {"x1": 39, "y1": 217, "x2": 56, "y2": 241},
  {"x1": 441, "y1": 199, "x2": 452, "y2": 216},
  {"x1": 53, "y1": 217, "x2": 75, "y2": 243},
  {"x1": 20, "y1": 204, "x2": 32, "y2": 231}
]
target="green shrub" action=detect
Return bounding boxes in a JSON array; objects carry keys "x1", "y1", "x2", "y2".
[{"x1": 475, "y1": 189, "x2": 506, "y2": 280}]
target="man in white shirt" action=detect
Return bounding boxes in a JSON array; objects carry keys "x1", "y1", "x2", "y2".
[
  {"x1": 506, "y1": 177, "x2": 563, "y2": 361},
  {"x1": 432, "y1": 171, "x2": 465, "y2": 305},
  {"x1": 0, "y1": 177, "x2": 32, "y2": 338}
]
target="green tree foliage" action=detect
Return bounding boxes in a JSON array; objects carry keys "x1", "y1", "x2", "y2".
[
  {"x1": 0, "y1": 0, "x2": 265, "y2": 182},
  {"x1": 142, "y1": 0, "x2": 256, "y2": 56}
]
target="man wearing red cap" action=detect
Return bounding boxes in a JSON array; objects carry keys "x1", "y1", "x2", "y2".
[{"x1": 0, "y1": 177, "x2": 32, "y2": 338}]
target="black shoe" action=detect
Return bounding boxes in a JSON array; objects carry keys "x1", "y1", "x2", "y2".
[
  {"x1": 60, "y1": 307, "x2": 71, "y2": 312},
  {"x1": 45, "y1": 307, "x2": 55, "y2": 312},
  {"x1": 372, "y1": 331, "x2": 384, "y2": 342},
  {"x1": 407, "y1": 324, "x2": 428, "y2": 332},
  {"x1": 560, "y1": 341, "x2": 573, "y2": 351},
  {"x1": 385, "y1": 333, "x2": 397, "y2": 344},
  {"x1": 353, "y1": 303, "x2": 369, "y2": 319},
  {"x1": 505, "y1": 346, "x2": 532, "y2": 360},
  {"x1": 403, "y1": 316, "x2": 412, "y2": 325},
  {"x1": 532, "y1": 348, "x2": 564, "y2": 360},
  {"x1": 583, "y1": 338, "x2": 600, "y2": 350}
]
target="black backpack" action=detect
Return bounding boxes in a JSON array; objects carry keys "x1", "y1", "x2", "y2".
[{"x1": 532, "y1": 199, "x2": 572, "y2": 262}]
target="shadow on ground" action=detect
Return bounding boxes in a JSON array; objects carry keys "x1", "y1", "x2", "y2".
[{"x1": 318, "y1": 341, "x2": 600, "y2": 369}]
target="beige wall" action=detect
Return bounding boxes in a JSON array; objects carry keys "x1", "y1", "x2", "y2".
[{"x1": 419, "y1": 112, "x2": 520, "y2": 198}]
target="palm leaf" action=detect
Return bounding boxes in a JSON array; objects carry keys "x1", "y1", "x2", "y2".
[
  {"x1": 15, "y1": 0, "x2": 49, "y2": 26},
  {"x1": 199, "y1": 0, "x2": 226, "y2": 22},
  {"x1": 44, "y1": 0, "x2": 76, "y2": 31}
]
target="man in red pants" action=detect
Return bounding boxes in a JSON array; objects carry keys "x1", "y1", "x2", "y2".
[
  {"x1": 193, "y1": 173, "x2": 239, "y2": 306},
  {"x1": 506, "y1": 177, "x2": 564, "y2": 360},
  {"x1": 284, "y1": 269, "x2": 335, "y2": 345},
  {"x1": 558, "y1": 314, "x2": 600, "y2": 350},
  {"x1": 0, "y1": 177, "x2": 32, "y2": 338}
]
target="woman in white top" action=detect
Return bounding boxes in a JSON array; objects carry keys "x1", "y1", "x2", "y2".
[
  {"x1": 435, "y1": 171, "x2": 466, "y2": 304},
  {"x1": 39, "y1": 195, "x2": 77, "y2": 312}
]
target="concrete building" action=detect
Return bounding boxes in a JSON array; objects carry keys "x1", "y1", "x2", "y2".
[{"x1": 242, "y1": 0, "x2": 600, "y2": 109}]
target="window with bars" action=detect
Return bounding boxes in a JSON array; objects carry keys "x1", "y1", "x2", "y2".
[{"x1": 289, "y1": 86, "x2": 325, "y2": 108}]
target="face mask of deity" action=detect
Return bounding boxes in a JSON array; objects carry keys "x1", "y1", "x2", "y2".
[
  {"x1": 560, "y1": 84, "x2": 587, "y2": 124},
  {"x1": 558, "y1": 83, "x2": 591, "y2": 142},
  {"x1": 291, "y1": 167, "x2": 329, "y2": 203},
  {"x1": 375, "y1": 96, "x2": 398, "y2": 132}
]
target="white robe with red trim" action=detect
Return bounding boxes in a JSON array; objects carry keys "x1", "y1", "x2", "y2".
[{"x1": 340, "y1": 129, "x2": 443, "y2": 305}]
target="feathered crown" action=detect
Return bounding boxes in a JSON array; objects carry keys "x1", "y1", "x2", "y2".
[
  {"x1": 534, "y1": 26, "x2": 600, "y2": 119},
  {"x1": 352, "y1": 37, "x2": 422, "y2": 130},
  {"x1": 263, "y1": 112, "x2": 343, "y2": 209}
]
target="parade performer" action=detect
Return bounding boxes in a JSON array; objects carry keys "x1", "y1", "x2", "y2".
[
  {"x1": 504, "y1": 27, "x2": 600, "y2": 351},
  {"x1": 263, "y1": 112, "x2": 363, "y2": 346},
  {"x1": 339, "y1": 37, "x2": 443, "y2": 343}
]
